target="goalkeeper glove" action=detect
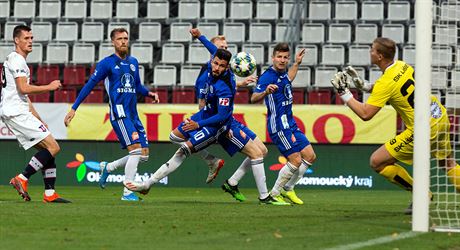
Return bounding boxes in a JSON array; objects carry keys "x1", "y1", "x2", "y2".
[
  {"x1": 344, "y1": 66, "x2": 373, "y2": 93},
  {"x1": 331, "y1": 71, "x2": 353, "y2": 104}
]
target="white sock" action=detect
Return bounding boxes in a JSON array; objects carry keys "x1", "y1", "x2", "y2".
[
  {"x1": 18, "y1": 174, "x2": 28, "y2": 181},
  {"x1": 251, "y1": 158, "x2": 269, "y2": 199},
  {"x1": 44, "y1": 189, "x2": 55, "y2": 196},
  {"x1": 123, "y1": 187, "x2": 133, "y2": 196},
  {"x1": 284, "y1": 160, "x2": 310, "y2": 191},
  {"x1": 147, "y1": 146, "x2": 189, "y2": 186},
  {"x1": 170, "y1": 131, "x2": 216, "y2": 165},
  {"x1": 197, "y1": 149, "x2": 218, "y2": 166},
  {"x1": 228, "y1": 157, "x2": 251, "y2": 186},
  {"x1": 270, "y1": 162, "x2": 297, "y2": 196},
  {"x1": 124, "y1": 149, "x2": 141, "y2": 181},
  {"x1": 106, "y1": 155, "x2": 129, "y2": 172}
]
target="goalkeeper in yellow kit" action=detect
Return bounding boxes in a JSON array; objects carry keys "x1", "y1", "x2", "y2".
[{"x1": 331, "y1": 37, "x2": 460, "y2": 214}]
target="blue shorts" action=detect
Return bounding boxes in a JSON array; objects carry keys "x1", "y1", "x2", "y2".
[
  {"x1": 111, "y1": 117, "x2": 148, "y2": 149},
  {"x1": 270, "y1": 127, "x2": 310, "y2": 157},
  {"x1": 177, "y1": 112, "x2": 228, "y2": 151},
  {"x1": 218, "y1": 119, "x2": 257, "y2": 156}
]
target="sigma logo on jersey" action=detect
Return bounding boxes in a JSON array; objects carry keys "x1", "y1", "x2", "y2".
[
  {"x1": 282, "y1": 84, "x2": 293, "y2": 106},
  {"x1": 130, "y1": 64, "x2": 136, "y2": 72},
  {"x1": 219, "y1": 98, "x2": 230, "y2": 106},
  {"x1": 118, "y1": 73, "x2": 136, "y2": 93}
]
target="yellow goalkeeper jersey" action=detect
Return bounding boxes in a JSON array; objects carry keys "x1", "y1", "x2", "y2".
[{"x1": 366, "y1": 60, "x2": 445, "y2": 131}]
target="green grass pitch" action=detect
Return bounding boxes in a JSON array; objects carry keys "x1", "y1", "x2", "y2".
[{"x1": 1, "y1": 186, "x2": 459, "y2": 250}]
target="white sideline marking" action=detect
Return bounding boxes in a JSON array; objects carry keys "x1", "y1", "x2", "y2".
[{"x1": 324, "y1": 231, "x2": 422, "y2": 250}]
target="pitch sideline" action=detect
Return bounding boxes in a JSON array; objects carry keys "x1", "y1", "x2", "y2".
[{"x1": 323, "y1": 231, "x2": 423, "y2": 250}]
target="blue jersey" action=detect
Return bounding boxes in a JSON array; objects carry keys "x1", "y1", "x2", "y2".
[
  {"x1": 72, "y1": 54, "x2": 149, "y2": 120},
  {"x1": 254, "y1": 66, "x2": 296, "y2": 134},
  {"x1": 195, "y1": 35, "x2": 218, "y2": 100},
  {"x1": 195, "y1": 62, "x2": 210, "y2": 99},
  {"x1": 198, "y1": 70, "x2": 236, "y2": 128},
  {"x1": 192, "y1": 35, "x2": 236, "y2": 128}
]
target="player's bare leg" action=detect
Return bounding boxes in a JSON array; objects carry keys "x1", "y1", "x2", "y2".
[{"x1": 169, "y1": 128, "x2": 224, "y2": 183}]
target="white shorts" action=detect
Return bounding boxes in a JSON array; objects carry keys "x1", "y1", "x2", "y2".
[{"x1": 1, "y1": 112, "x2": 50, "y2": 150}]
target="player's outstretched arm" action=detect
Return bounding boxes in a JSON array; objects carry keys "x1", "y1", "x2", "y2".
[
  {"x1": 237, "y1": 75, "x2": 258, "y2": 88},
  {"x1": 288, "y1": 49, "x2": 306, "y2": 82},
  {"x1": 331, "y1": 72, "x2": 381, "y2": 120},
  {"x1": 344, "y1": 98, "x2": 381, "y2": 121},
  {"x1": 190, "y1": 28, "x2": 218, "y2": 55}
]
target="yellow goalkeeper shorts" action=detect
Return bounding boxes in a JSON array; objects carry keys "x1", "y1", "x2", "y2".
[{"x1": 385, "y1": 114, "x2": 452, "y2": 165}]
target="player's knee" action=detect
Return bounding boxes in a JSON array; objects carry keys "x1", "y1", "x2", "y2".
[
  {"x1": 289, "y1": 156, "x2": 303, "y2": 168},
  {"x1": 369, "y1": 155, "x2": 382, "y2": 172},
  {"x1": 169, "y1": 131, "x2": 185, "y2": 144},
  {"x1": 251, "y1": 149, "x2": 264, "y2": 159},
  {"x1": 304, "y1": 152, "x2": 316, "y2": 164},
  {"x1": 140, "y1": 154, "x2": 149, "y2": 163},
  {"x1": 260, "y1": 145, "x2": 268, "y2": 157},
  {"x1": 48, "y1": 143, "x2": 60, "y2": 156},
  {"x1": 179, "y1": 144, "x2": 192, "y2": 156}
]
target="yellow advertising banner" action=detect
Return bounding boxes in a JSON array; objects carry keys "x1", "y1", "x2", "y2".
[{"x1": 67, "y1": 104, "x2": 396, "y2": 144}]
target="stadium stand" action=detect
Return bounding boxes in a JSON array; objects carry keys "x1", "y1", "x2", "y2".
[
  {"x1": 0, "y1": 0, "x2": 453, "y2": 107},
  {"x1": 229, "y1": 0, "x2": 252, "y2": 20},
  {"x1": 0, "y1": 0, "x2": 9, "y2": 18},
  {"x1": 54, "y1": 88, "x2": 77, "y2": 103}
]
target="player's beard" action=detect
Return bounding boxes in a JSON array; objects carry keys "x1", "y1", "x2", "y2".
[{"x1": 117, "y1": 46, "x2": 128, "y2": 57}]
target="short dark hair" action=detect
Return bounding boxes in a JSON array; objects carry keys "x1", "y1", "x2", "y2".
[
  {"x1": 110, "y1": 28, "x2": 129, "y2": 40},
  {"x1": 273, "y1": 42, "x2": 290, "y2": 55},
  {"x1": 214, "y1": 48, "x2": 232, "y2": 63},
  {"x1": 13, "y1": 25, "x2": 31, "y2": 40},
  {"x1": 373, "y1": 37, "x2": 396, "y2": 60}
]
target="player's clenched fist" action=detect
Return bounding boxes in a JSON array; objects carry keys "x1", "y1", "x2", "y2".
[
  {"x1": 48, "y1": 80, "x2": 61, "y2": 91},
  {"x1": 189, "y1": 28, "x2": 201, "y2": 39},
  {"x1": 265, "y1": 84, "x2": 278, "y2": 94}
]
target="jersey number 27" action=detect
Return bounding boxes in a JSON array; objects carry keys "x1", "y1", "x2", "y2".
[{"x1": 400, "y1": 79, "x2": 415, "y2": 109}]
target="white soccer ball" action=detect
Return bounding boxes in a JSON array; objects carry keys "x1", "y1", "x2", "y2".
[{"x1": 230, "y1": 52, "x2": 257, "y2": 77}]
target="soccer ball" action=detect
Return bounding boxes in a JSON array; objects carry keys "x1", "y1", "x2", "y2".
[{"x1": 230, "y1": 52, "x2": 257, "y2": 77}]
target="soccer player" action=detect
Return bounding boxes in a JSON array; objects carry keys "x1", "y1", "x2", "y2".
[
  {"x1": 190, "y1": 29, "x2": 285, "y2": 205},
  {"x1": 251, "y1": 43, "x2": 317, "y2": 205},
  {"x1": 64, "y1": 28, "x2": 159, "y2": 201},
  {"x1": 331, "y1": 37, "x2": 460, "y2": 214},
  {"x1": 2, "y1": 25, "x2": 70, "y2": 203},
  {"x1": 123, "y1": 49, "x2": 235, "y2": 194}
]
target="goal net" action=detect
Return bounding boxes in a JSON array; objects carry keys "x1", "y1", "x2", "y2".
[{"x1": 429, "y1": 0, "x2": 460, "y2": 233}]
